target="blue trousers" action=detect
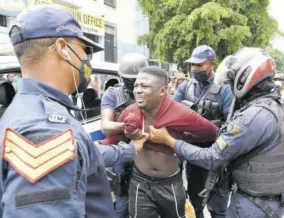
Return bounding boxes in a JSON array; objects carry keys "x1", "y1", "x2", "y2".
[
  {"x1": 113, "y1": 164, "x2": 129, "y2": 218},
  {"x1": 233, "y1": 192, "x2": 284, "y2": 218}
]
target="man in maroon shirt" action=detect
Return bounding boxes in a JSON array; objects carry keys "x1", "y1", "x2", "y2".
[{"x1": 118, "y1": 66, "x2": 217, "y2": 218}]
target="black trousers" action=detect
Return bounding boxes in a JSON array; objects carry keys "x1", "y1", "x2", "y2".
[{"x1": 129, "y1": 166, "x2": 186, "y2": 218}]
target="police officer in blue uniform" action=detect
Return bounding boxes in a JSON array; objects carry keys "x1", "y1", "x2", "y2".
[
  {"x1": 173, "y1": 45, "x2": 233, "y2": 218},
  {"x1": 100, "y1": 52, "x2": 149, "y2": 218},
  {"x1": 149, "y1": 47, "x2": 284, "y2": 218},
  {"x1": 0, "y1": 5, "x2": 114, "y2": 218}
]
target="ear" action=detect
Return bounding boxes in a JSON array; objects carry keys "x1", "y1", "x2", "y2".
[
  {"x1": 54, "y1": 38, "x2": 69, "y2": 61},
  {"x1": 159, "y1": 85, "x2": 168, "y2": 97}
]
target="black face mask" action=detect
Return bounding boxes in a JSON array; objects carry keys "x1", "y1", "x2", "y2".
[
  {"x1": 192, "y1": 70, "x2": 209, "y2": 83},
  {"x1": 242, "y1": 79, "x2": 276, "y2": 102},
  {"x1": 123, "y1": 78, "x2": 136, "y2": 92},
  {"x1": 66, "y1": 45, "x2": 92, "y2": 94},
  {"x1": 122, "y1": 78, "x2": 136, "y2": 99}
]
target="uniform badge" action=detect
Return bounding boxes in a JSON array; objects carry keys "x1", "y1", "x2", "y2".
[
  {"x1": 48, "y1": 115, "x2": 68, "y2": 123},
  {"x1": 216, "y1": 136, "x2": 227, "y2": 151},
  {"x1": 227, "y1": 123, "x2": 243, "y2": 136},
  {"x1": 2, "y1": 129, "x2": 76, "y2": 183}
]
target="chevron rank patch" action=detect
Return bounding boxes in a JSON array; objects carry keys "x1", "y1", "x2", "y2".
[{"x1": 2, "y1": 129, "x2": 76, "y2": 183}]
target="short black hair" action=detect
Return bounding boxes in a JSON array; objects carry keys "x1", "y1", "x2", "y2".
[
  {"x1": 139, "y1": 66, "x2": 168, "y2": 86},
  {"x1": 10, "y1": 26, "x2": 57, "y2": 65}
]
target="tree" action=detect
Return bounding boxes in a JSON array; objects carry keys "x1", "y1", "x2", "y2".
[
  {"x1": 138, "y1": 0, "x2": 279, "y2": 70},
  {"x1": 267, "y1": 47, "x2": 284, "y2": 73}
]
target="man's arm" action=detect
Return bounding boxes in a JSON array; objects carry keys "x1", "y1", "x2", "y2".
[
  {"x1": 95, "y1": 142, "x2": 136, "y2": 167},
  {"x1": 100, "y1": 88, "x2": 124, "y2": 136},
  {"x1": 173, "y1": 80, "x2": 188, "y2": 102},
  {"x1": 95, "y1": 134, "x2": 148, "y2": 167},
  {"x1": 151, "y1": 106, "x2": 278, "y2": 170},
  {"x1": 176, "y1": 108, "x2": 218, "y2": 141},
  {"x1": 101, "y1": 109, "x2": 124, "y2": 136}
]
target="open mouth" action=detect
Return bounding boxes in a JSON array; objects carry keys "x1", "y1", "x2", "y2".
[{"x1": 135, "y1": 97, "x2": 144, "y2": 103}]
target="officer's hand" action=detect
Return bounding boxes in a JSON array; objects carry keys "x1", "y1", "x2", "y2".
[
  {"x1": 125, "y1": 128, "x2": 142, "y2": 140},
  {"x1": 149, "y1": 125, "x2": 175, "y2": 148},
  {"x1": 131, "y1": 133, "x2": 149, "y2": 153}
]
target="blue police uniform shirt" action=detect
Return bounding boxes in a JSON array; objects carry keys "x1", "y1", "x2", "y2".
[
  {"x1": 173, "y1": 79, "x2": 233, "y2": 119},
  {"x1": 174, "y1": 102, "x2": 279, "y2": 170},
  {"x1": 95, "y1": 142, "x2": 136, "y2": 167},
  {"x1": 0, "y1": 78, "x2": 114, "y2": 218}
]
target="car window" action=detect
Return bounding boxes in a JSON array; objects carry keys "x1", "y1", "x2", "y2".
[{"x1": 77, "y1": 72, "x2": 119, "y2": 123}]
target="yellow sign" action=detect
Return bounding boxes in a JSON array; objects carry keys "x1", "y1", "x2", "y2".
[{"x1": 29, "y1": 0, "x2": 104, "y2": 35}]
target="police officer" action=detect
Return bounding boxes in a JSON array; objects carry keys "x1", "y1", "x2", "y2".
[
  {"x1": 173, "y1": 45, "x2": 233, "y2": 218},
  {"x1": 100, "y1": 52, "x2": 149, "y2": 218},
  {"x1": 149, "y1": 47, "x2": 284, "y2": 218},
  {"x1": 0, "y1": 5, "x2": 114, "y2": 217}
]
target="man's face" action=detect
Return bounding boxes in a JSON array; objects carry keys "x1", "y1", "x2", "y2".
[
  {"x1": 7, "y1": 74, "x2": 15, "y2": 82},
  {"x1": 191, "y1": 60, "x2": 214, "y2": 76},
  {"x1": 133, "y1": 72, "x2": 166, "y2": 111}
]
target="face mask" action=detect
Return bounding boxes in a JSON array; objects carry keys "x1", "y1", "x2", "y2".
[
  {"x1": 192, "y1": 70, "x2": 209, "y2": 83},
  {"x1": 66, "y1": 45, "x2": 92, "y2": 94},
  {"x1": 122, "y1": 78, "x2": 136, "y2": 93},
  {"x1": 76, "y1": 60, "x2": 92, "y2": 93}
]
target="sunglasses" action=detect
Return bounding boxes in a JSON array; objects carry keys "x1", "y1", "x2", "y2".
[
  {"x1": 191, "y1": 63, "x2": 203, "y2": 67},
  {"x1": 49, "y1": 41, "x2": 93, "y2": 61},
  {"x1": 67, "y1": 42, "x2": 93, "y2": 61}
]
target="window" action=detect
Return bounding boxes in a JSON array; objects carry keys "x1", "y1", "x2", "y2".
[
  {"x1": 0, "y1": 15, "x2": 7, "y2": 27},
  {"x1": 104, "y1": 24, "x2": 117, "y2": 63},
  {"x1": 84, "y1": 33, "x2": 99, "y2": 43},
  {"x1": 104, "y1": 0, "x2": 116, "y2": 8},
  {"x1": 161, "y1": 63, "x2": 170, "y2": 71}
]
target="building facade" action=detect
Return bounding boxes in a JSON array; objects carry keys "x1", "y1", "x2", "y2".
[
  {"x1": 0, "y1": 0, "x2": 148, "y2": 63},
  {"x1": 0, "y1": 0, "x2": 177, "y2": 73}
]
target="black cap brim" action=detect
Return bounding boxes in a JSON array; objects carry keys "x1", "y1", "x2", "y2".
[{"x1": 79, "y1": 35, "x2": 104, "y2": 53}]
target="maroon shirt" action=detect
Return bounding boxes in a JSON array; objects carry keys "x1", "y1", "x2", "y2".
[{"x1": 102, "y1": 95, "x2": 218, "y2": 154}]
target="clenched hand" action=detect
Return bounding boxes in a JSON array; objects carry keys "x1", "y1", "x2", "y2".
[
  {"x1": 149, "y1": 125, "x2": 176, "y2": 148},
  {"x1": 130, "y1": 133, "x2": 149, "y2": 153}
]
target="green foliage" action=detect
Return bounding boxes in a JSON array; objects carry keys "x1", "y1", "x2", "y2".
[
  {"x1": 267, "y1": 47, "x2": 284, "y2": 73},
  {"x1": 138, "y1": 0, "x2": 279, "y2": 70}
]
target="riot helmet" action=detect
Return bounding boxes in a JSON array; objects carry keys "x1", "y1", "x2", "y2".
[
  {"x1": 119, "y1": 53, "x2": 149, "y2": 92},
  {"x1": 225, "y1": 48, "x2": 276, "y2": 99}
]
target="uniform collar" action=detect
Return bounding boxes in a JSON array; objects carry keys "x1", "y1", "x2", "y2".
[{"x1": 18, "y1": 78, "x2": 73, "y2": 106}]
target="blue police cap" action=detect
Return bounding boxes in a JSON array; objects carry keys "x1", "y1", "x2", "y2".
[
  {"x1": 9, "y1": 4, "x2": 103, "y2": 52},
  {"x1": 185, "y1": 45, "x2": 215, "y2": 64}
]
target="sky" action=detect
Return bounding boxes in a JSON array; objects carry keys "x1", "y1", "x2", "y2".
[{"x1": 270, "y1": 0, "x2": 284, "y2": 52}]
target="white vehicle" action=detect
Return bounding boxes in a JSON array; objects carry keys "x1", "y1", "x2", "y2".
[{"x1": 0, "y1": 55, "x2": 120, "y2": 141}]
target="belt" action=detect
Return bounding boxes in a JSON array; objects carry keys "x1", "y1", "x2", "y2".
[
  {"x1": 238, "y1": 190, "x2": 282, "y2": 218},
  {"x1": 238, "y1": 189, "x2": 281, "y2": 201}
]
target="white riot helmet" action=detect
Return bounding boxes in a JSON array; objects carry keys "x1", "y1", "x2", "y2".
[
  {"x1": 214, "y1": 55, "x2": 233, "y2": 85},
  {"x1": 225, "y1": 47, "x2": 276, "y2": 99},
  {"x1": 119, "y1": 53, "x2": 149, "y2": 79}
]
